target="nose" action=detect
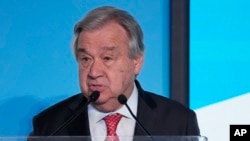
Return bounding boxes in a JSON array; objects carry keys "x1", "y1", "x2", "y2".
[{"x1": 88, "y1": 59, "x2": 103, "y2": 79}]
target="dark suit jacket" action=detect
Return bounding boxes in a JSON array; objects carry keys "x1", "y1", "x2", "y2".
[{"x1": 30, "y1": 80, "x2": 200, "y2": 136}]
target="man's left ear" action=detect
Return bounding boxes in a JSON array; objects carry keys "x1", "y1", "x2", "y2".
[{"x1": 134, "y1": 55, "x2": 144, "y2": 75}]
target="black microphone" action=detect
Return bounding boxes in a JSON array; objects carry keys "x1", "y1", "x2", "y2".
[
  {"x1": 118, "y1": 94, "x2": 153, "y2": 137},
  {"x1": 49, "y1": 91, "x2": 100, "y2": 136}
]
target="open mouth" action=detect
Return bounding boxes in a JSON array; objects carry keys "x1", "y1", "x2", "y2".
[{"x1": 89, "y1": 84, "x2": 105, "y2": 92}]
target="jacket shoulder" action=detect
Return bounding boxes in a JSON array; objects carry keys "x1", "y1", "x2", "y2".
[
  {"x1": 31, "y1": 93, "x2": 85, "y2": 135},
  {"x1": 35, "y1": 94, "x2": 83, "y2": 118},
  {"x1": 140, "y1": 91, "x2": 200, "y2": 135}
]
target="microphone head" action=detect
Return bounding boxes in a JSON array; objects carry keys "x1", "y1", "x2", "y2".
[
  {"x1": 89, "y1": 91, "x2": 100, "y2": 102},
  {"x1": 118, "y1": 94, "x2": 127, "y2": 104}
]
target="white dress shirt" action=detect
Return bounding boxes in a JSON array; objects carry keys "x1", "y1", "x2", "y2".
[{"x1": 88, "y1": 83, "x2": 138, "y2": 141}]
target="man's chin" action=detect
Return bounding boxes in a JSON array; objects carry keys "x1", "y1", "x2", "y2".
[{"x1": 91, "y1": 98, "x2": 122, "y2": 113}]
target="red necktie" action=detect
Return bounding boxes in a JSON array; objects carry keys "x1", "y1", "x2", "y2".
[{"x1": 103, "y1": 113, "x2": 122, "y2": 141}]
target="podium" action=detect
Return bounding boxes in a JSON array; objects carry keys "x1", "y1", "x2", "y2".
[{"x1": 0, "y1": 136, "x2": 207, "y2": 141}]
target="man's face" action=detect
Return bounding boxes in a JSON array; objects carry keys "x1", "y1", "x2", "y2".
[{"x1": 76, "y1": 21, "x2": 143, "y2": 112}]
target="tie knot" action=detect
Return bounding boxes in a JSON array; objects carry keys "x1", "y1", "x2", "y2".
[{"x1": 103, "y1": 113, "x2": 122, "y2": 136}]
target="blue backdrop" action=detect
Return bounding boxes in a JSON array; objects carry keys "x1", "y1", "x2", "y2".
[
  {"x1": 190, "y1": 0, "x2": 250, "y2": 109},
  {"x1": 0, "y1": 0, "x2": 169, "y2": 135},
  {"x1": 190, "y1": 1, "x2": 250, "y2": 140}
]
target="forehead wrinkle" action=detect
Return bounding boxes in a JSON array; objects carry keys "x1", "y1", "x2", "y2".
[
  {"x1": 77, "y1": 48, "x2": 87, "y2": 53},
  {"x1": 77, "y1": 46, "x2": 119, "y2": 56},
  {"x1": 99, "y1": 46, "x2": 121, "y2": 55},
  {"x1": 101, "y1": 46, "x2": 116, "y2": 52}
]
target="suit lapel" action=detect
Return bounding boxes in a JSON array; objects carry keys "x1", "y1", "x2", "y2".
[
  {"x1": 67, "y1": 109, "x2": 90, "y2": 135},
  {"x1": 65, "y1": 94, "x2": 91, "y2": 136},
  {"x1": 134, "y1": 80, "x2": 157, "y2": 136}
]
